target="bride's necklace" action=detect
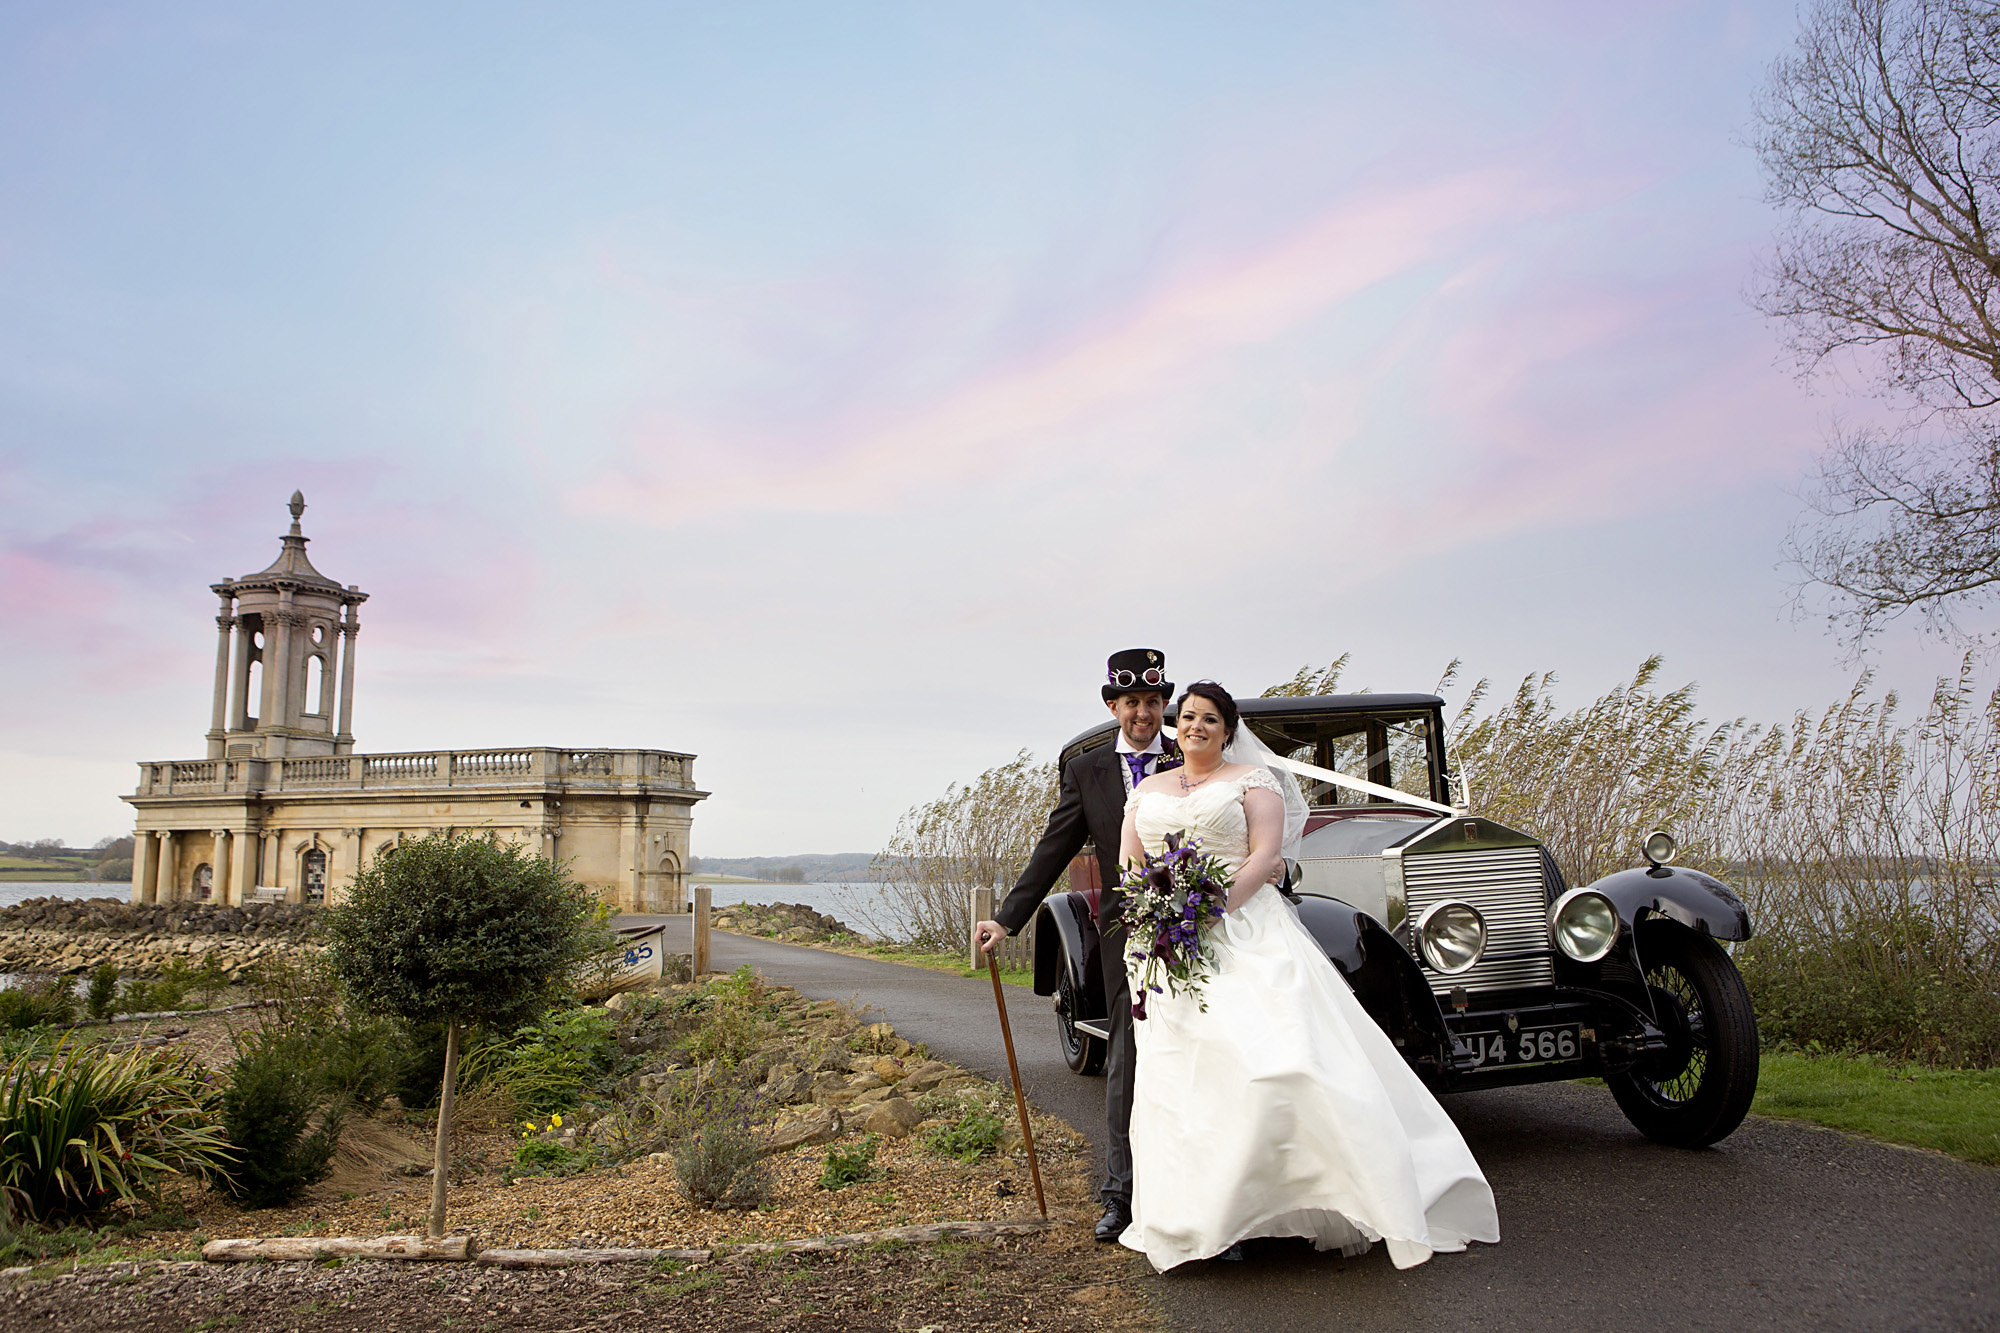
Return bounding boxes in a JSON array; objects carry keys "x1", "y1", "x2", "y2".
[{"x1": 1178, "y1": 763, "x2": 1224, "y2": 792}]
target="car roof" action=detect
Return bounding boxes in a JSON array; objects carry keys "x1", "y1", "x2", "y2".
[{"x1": 1059, "y1": 692, "x2": 1445, "y2": 760}]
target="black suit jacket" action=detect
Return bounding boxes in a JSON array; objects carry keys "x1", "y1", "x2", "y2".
[{"x1": 995, "y1": 744, "x2": 1132, "y2": 936}]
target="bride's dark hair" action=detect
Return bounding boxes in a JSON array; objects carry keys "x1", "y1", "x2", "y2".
[{"x1": 1175, "y1": 680, "x2": 1239, "y2": 743}]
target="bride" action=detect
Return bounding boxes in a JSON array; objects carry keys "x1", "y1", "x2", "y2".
[{"x1": 1117, "y1": 680, "x2": 1500, "y2": 1271}]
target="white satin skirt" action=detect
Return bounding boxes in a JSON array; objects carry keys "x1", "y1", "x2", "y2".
[{"x1": 1121, "y1": 886, "x2": 1501, "y2": 1272}]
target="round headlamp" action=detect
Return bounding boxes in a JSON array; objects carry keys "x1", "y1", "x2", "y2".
[
  {"x1": 1549, "y1": 888, "x2": 1619, "y2": 963},
  {"x1": 1415, "y1": 900, "x2": 1487, "y2": 975},
  {"x1": 1643, "y1": 829, "x2": 1677, "y2": 868}
]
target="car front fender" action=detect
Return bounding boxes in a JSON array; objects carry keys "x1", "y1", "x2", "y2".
[
  {"x1": 1033, "y1": 891, "x2": 1102, "y2": 1000},
  {"x1": 1582, "y1": 866, "x2": 1753, "y2": 942}
]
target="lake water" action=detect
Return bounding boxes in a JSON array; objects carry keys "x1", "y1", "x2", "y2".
[
  {"x1": 0, "y1": 882, "x2": 122, "y2": 910},
  {"x1": 691, "y1": 880, "x2": 916, "y2": 938}
]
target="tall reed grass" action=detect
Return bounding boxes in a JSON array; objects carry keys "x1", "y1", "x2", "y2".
[{"x1": 1449, "y1": 656, "x2": 2000, "y2": 1068}]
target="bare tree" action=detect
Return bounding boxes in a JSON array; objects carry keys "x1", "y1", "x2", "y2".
[{"x1": 1757, "y1": 0, "x2": 2000, "y2": 639}]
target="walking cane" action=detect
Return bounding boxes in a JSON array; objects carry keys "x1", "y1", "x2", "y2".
[{"x1": 986, "y1": 949, "x2": 1048, "y2": 1219}]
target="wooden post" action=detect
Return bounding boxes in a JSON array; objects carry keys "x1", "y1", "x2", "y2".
[
  {"x1": 693, "y1": 882, "x2": 711, "y2": 977},
  {"x1": 429, "y1": 1021, "x2": 460, "y2": 1240},
  {"x1": 970, "y1": 887, "x2": 996, "y2": 969}
]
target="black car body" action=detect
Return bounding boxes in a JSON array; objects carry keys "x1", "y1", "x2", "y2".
[{"x1": 1035, "y1": 693, "x2": 1760, "y2": 1147}]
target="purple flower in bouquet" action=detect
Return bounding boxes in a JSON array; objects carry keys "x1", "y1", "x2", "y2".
[{"x1": 1117, "y1": 830, "x2": 1234, "y2": 1018}]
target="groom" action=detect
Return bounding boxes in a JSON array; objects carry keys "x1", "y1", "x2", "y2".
[{"x1": 974, "y1": 648, "x2": 1178, "y2": 1243}]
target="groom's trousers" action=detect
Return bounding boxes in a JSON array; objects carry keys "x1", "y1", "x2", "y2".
[{"x1": 1098, "y1": 917, "x2": 1136, "y2": 1206}]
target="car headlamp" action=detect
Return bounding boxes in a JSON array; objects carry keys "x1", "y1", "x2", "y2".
[
  {"x1": 1642, "y1": 829, "x2": 1677, "y2": 868},
  {"x1": 1549, "y1": 889, "x2": 1619, "y2": 963},
  {"x1": 1415, "y1": 900, "x2": 1487, "y2": 975}
]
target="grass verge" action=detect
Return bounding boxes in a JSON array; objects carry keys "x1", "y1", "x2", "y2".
[{"x1": 1750, "y1": 1050, "x2": 2000, "y2": 1165}]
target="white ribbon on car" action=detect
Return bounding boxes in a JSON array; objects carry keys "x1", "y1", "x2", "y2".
[
  {"x1": 1165, "y1": 726, "x2": 1462, "y2": 819},
  {"x1": 1267, "y1": 754, "x2": 1461, "y2": 818}
]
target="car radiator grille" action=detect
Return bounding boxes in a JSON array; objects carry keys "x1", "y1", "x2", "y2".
[{"x1": 1402, "y1": 846, "x2": 1553, "y2": 995}]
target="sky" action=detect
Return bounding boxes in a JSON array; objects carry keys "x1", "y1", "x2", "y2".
[{"x1": 0, "y1": 1, "x2": 1986, "y2": 854}]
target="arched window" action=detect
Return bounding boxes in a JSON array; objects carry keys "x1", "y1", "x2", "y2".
[
  {"x1": 193, "y1": 863, "x2": 214, "y2": 901},
  {"x1": 245, "y1": 658, "x2": 262, "y2": 725},
  {"x1": 302, "y1": 848, "x2": 328, "y2": 904},
  {"x1": 307, "y1": 654, "x2": 326, "y2": 715}
]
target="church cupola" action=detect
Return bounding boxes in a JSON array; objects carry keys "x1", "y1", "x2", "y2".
[{"x1": 205, "y1": 492, "x2": 368, "y2": 759}]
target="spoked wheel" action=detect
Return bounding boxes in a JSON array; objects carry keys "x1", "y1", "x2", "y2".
[
  {"x1": 1054, "y1": 968, "x2": 1106, "y2": 1076},
  {"x1": 1608, "y1": 924, "x2": 1760, "y2": 1147}
]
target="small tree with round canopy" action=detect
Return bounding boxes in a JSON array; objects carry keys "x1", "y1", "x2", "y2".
[{"x1": 326, "y1": 832, "x2": 600, "y2": 1238}]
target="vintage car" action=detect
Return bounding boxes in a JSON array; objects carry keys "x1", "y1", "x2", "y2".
[{"x1": 1034, "y1": 692, "x2": 1761, "y2": 1148}]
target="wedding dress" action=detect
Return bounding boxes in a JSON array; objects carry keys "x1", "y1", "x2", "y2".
[{"x1": 1121, "y1": 769, "x2": 1501, "y2": 1271}]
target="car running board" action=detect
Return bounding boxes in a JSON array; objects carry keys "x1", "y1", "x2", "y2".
[{"x1": 1072, "y1": 1020, "x2": 1110, "y2": 1040}]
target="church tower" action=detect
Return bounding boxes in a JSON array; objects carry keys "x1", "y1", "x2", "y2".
[
  {"x1": 131, "y1": 490, "x2": 703, "y2": 912},
  {"x1": 205, "y1": 492, "x2": 367, "y2": 760}
]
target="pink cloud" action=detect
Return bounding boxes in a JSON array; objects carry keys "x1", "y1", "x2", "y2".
[{"x1": 571, "y1": 169, "x2": 1560, "y2": 522}]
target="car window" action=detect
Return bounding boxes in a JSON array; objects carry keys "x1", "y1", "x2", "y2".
[{"x1": 1246, "y1": 713, "x2": 1438, "y2": 807}]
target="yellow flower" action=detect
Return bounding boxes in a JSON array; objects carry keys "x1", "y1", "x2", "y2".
[
  {"x1": 523, "y1": 1121, "x2": 537, "y2": 1133},
  {"x1": 550, "y1": 1113, "x2": 563, "y2": 1128}
]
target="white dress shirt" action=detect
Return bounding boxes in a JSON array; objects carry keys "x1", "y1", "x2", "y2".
[{"x1": 1114, "y1": 732, "x2": 1167, "y2": 794}]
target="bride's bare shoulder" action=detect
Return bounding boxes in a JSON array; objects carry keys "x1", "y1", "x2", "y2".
[{"x1": 1134, "y1": 770, "x2": 1180, "y2": 794}]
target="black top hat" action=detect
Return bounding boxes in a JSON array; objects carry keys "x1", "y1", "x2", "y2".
[{"x1": 1103, "y1": 648, "x2": 1174, "y2": 702}]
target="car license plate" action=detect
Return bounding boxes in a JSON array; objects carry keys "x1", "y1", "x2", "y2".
[{"x1": 1462, "y1": 1024, "x2": 1584, "y2": 1069}]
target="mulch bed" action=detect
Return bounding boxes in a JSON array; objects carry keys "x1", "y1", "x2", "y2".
[{"x1": 4, "y1": 1225, "x2": 1158, "y2": 1332}]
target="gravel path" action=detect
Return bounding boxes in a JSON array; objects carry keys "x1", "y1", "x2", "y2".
[{"x1": 636, "y1": 916, "x2": 2000, "y2": 1333}]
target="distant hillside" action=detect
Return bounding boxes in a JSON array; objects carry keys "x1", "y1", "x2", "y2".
[{"x1": 689, "y1": 853, "x2": 874, "y2": 883}]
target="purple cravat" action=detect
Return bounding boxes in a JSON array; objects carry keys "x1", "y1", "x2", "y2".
[{"x1": 1124, "y1": 752, "x2": 1150, "y2": 789}]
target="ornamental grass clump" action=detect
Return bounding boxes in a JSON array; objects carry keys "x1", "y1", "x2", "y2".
[{"x1": 0, "y1": 1037, "x2": 232, "y2": 1223}]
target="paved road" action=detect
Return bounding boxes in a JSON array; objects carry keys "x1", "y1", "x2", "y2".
[{"x1": 635, "y1": 917, "x2": 2000, "y2": 1332}]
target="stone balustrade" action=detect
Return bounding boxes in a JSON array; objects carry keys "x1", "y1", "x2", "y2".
[{"x1": 133, "y1": 747, "x2": 697, "y2": 797}]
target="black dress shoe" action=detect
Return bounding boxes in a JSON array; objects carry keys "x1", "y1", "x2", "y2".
[{"x1": 1094, "y1": 1201, "x2": 1131, "y2": 1242}]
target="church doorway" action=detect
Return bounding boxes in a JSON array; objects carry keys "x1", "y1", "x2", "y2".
[{"x1": 303, "y1": 848, "x2": 328, "y2": 904}]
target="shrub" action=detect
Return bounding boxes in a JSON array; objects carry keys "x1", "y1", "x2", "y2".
[
  {"x1": 461, "y1": 1007, "x2": 621, "y2": 1120},
  {"x1": 0, "y1": 1037, "x2": 233, "y2": 1223},
  {"x1": 0, "y1": 977, "x2": 77, "y2": 1031},
  {"x1": 819, "y1": 1134, "x2": 882, "y2": 1189},
  {"x1": 676, "y1": 967, "x2": 772, "y2": 1067},
  {"x1": 85, "y1": 966, "x2": 118, "y2": 1022},
  {"x1": 217, "y1": 1032, "x2": 344, "y2": 1208},
  {"x1": 923, "y1": 1106, "x2": 1005, "y2": 1162},
  {"x1": 669, "y1": 1081, "x2": 770, "y2": 1209}
]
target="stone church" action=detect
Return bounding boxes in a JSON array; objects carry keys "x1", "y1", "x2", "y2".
[{"x1": 123, "y1": 493, "x2": 705, "y2": 912}]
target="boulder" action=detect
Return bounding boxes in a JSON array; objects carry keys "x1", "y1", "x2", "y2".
[
  {"x1": 763, "y1": 1108, "x2": 841, "y2": 1155},
  {"x1": 859, "y1": 1097, "x2": 924, "y2": 1138},
  {"x1": 765, "y1": 1070, "x2": 815, "y2": 1105},
  {"x1": 899, "y1": 1061, "x2": 954, "y2": 1095},
  {"x1": 870, "y1": 1057, "x2": 905, "y2": 1082}
]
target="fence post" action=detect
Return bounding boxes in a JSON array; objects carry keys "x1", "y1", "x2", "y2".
[
  {"x1": 970, "y1": 886, "x2": 996, "y2": 970},
  {"x1": 693, "y1": 882, "x2": 711, "y2": 977}
]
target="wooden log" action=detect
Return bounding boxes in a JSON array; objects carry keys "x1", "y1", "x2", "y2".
[
  {"x1": 201, "y1": 1235, "x2": 474, "y2": 1263},
  {"x1": 472, "y1": 1219, "x2": 1055, "y2": 1268},
  {"x1": 478, "y1": 1247, "x2": 714, "y2": 1269}
]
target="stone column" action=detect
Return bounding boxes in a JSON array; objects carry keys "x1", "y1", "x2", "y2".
[
  {"x1": 618, "y1": 811, "x2": 642, "y2": 913},
  {"x1": 264, "y1": 591, "x2": 297, "y2": 750},
  {"x1": 157, "y1": 830, "x2": 178, "y2": 903},
  {"x1": 229, "y1": 615, "x2": 254, "y2": 732},
  {"x1": 130, "y1": 829, "x2": 156, "y2": 906},
  {"x1": 212, "y1": 830, "x2": 231, "y2": 904},
  {"x1": 227, "y1": 827, "x2": 252, "y2": 905},
  {"x1": 207, "y1": 594, "x2": 235, "y2": 759},
  {"x1": 335, "y1": 599, "x2": 360, "y2": 753}
]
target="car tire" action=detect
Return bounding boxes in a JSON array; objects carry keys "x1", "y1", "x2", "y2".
[
  {"x1": 1055, "y1": 968, "x2": 1106, "y2": 1076},
  {"x1": 1607, "y1": 923, "x2": 1760, "y2": 1148}
]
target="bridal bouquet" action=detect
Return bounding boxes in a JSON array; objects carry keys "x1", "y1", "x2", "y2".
[{"x1": 1119, "y1": 831, "x2": 1235, "y2": 1019}]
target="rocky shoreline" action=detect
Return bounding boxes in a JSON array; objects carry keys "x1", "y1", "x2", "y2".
[
  {"x1": 709, "y1": 900, "x2": 861, "y2": 942},
  {"x1": 0, "y1": 896, "x2": 321, "y2": 981}
]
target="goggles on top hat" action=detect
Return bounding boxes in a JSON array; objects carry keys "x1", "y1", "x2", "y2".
[{"x1": 1107, "y1": 666, "x2": 1169, "y2": 689}]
